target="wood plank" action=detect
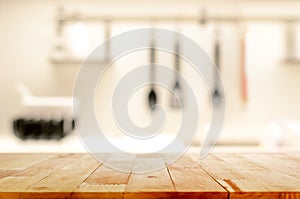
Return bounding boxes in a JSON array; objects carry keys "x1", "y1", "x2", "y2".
[
  {"x1": 240, "y1": 153, "x2": 300, "y2": 178},
  {"x1": 166, "y1": 154, "x2": 200, "y2": 169},
  {"x1": 0, "y1": 153, "x2": 299, "y2": 199},
  {"x1": 72, "y1": 164, "x2": 130, "y2": 199},
  {"x1": 212, "y1": 154, "x2": 267, "y2": 170},
  {"x1": 21, "y1": 154, "x2": 99, "y2": 199},
  {"x1": 125, "y1": 169, "x2": 175, "y2": 199},
  {"x1": 92, "y1": 153, "x2": 134, "y2": 173},
  {"x1": 73, "y1": 184, "x2": 126, "y2": 199},
  {"x1": 189, "y1": 154, "x2": 248, "y2": 181},
  {"x1": 286, "y1": 152, "x2": 300, "y2": 160},
  {"x1": 0, "y1": 170, "x2": 19, "y2": 179},
  {"x1": 168, "y1": 158, "x2": 228, "y2": 199},
  {"x1": 125, "y1": 157, "x2": 175, "y2": 199},
  {"x1": 0, "y1": 153, "x2": 56, "y2": 170},
  {"x1": 0, "y1": 154, "x2": 76, "y2": 188},
  {"x1": 191, "y1": 153, "x2": 300, "y2": 199},
  {"x1": 14, "y1": 154, "x2": 80, "y2": 178},
  {"x1": 217, "y1": 154, "x2": 300, "y2": 198},
  {"x1": 285, "y1": 152, "x2": 300, "y2": 162},
  {"x1": 84, "y1": 164, "x2": 129, "y2": 185},
  {"x1": 132, "y1": 156, "x2": 166, "y2": 173},
  {"x1": 0, "y1": 153, "x2": 82, "y2": 199},
  {"x1": 73, "y1": 154, "x2": 134, "y2": 199}
]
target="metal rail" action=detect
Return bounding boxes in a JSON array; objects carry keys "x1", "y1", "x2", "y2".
[{"x1": 59, "y1": 13, "x2": 300, "y2": 24}]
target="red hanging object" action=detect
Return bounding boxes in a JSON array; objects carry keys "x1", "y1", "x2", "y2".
[{"x1": 240, "y1": 24, "x2": 248, "y2": 103}]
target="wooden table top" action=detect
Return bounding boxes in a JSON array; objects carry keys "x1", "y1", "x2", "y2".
[{"x1": 0, "y1": 153, "x2": 299, "y2": 199}]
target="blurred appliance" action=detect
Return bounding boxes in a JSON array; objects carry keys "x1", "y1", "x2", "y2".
[
  {"x1": 13, "y1": 118, "x2": 74, "y2": 140},
  {"x1": 13, "y1": 83, "x2": 75, "y2": 140}
]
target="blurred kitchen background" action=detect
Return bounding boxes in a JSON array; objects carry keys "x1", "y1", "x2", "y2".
[{"x1": 1, "y1": 0, "x2": 300, "y2": 153}]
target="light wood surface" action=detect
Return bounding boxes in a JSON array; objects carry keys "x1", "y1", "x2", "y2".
[{"x1": 0, "y1": 153, "x2": 299, "y2": 199}]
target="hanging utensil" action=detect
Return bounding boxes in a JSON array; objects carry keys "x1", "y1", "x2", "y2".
[
  {"x1": 212, "y1": 28, "x2": 223, "y2": 104},
  {"x1": 104, "y1": 19, "x2": 111, "y2": 62},
  {"x1": 148, "y1": 33, "x2": 157, "y2": 111},
  {"x1": 240, "y1": 24, "x2": 248, "y2": 103},
  {"x1": 285, "y1": 20, "x2": 296, "y2": 62},
  {"x1": 170, "y1": 34, "x2": 183, "y2": 109}
]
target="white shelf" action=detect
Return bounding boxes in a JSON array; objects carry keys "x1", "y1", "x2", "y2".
[{"x1": 50, "y1": 57, "x2": 107, "y2": 66}]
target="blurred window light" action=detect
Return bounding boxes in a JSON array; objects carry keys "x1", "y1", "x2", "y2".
[{"x1": 67, "y1": 21, "x2": 90, "y2": 58}]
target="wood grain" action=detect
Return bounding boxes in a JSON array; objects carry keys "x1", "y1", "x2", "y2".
[
  {"x1": 21, "y1": 154, "x2": 99, "y2": 199},
  {"x1": 167, "y1": 155, "x2": 227, "y2": 198},
  {"x1": 168, "y1": 167, "x2": 227, "y2": 199},
  {"x1": 73, "y1": 164, "x2": 130, "y2": 199},
  {"x1": 0, "y1": 153, "x2": 56, "y2": 171},
  {"x1": 190, "y1": 153, "x2": 300, "y2": 199},
  {"x1": 240, "y1": 153, "x2": 300, "y2": 178},
  {"x1": 0, "y1": 153, "x2": 299, "y2": 199},
  {"x1": 0, "y1": 154, "x2": 88, "y2": 199},
  {"x1": 125, "y1": 157, "x2": 175, "y2": 199},
  {"x1": 0, "y1": 154, "x2": 75, "y2": 185}
]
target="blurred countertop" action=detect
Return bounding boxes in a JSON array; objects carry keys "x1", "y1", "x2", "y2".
[{"x1": 0, "y1": 132, "x2": 299, "y2": 154}]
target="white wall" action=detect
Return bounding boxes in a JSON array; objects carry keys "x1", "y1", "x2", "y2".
[{"x1": 1, "y1": 0, "x2": 300, "y2": 145}]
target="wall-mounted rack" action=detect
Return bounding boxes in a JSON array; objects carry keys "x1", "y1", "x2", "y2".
[
  {"x1": 58, "y1": 13, "x2": 300, "y2": 25},
  {"x1": 52, "y1": 7, "x2": 300, "y2": 65},
  {"x1": 50, "y1": 57, "x2": 106, "y2": 66}
]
